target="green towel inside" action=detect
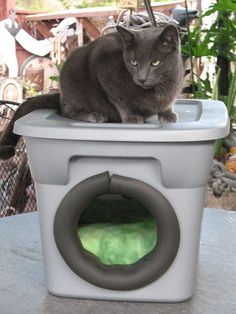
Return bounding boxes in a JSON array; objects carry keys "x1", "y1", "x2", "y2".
[{"x1": 78, "y1": 218, "x2": 157, "y2": 265}]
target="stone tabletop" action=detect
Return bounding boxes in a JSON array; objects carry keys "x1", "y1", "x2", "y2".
[{"x1": 0, "y1": 208, "x2": 236, "y2": 314}]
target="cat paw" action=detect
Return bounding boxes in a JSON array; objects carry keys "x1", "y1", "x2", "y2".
[
  {"x1": 158, "y1": 111, "x2": 177, "y2": 124},
  {"x1": 82, "y1": 112, "x2": 108, "y2": 123},
  {"x1": 122, "y1": 115, "x2": 144, "y2": 124}
]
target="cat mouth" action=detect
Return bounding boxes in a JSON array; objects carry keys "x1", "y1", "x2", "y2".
[
  {"x1": 141, "y1": 84, "x2": 153, "y2": 89},
  {"x1": 133, "y1": 79, "x2": 154, "y2": 89}
]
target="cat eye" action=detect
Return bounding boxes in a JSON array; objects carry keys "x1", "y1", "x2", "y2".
[
  {"x1": 130, "y1": 59, "x2": 138, "y2": 66},
  {"x1": 151, "y1": 60, "x2": 160, "y2": 67}
]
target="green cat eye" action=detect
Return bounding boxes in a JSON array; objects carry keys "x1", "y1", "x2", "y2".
[
  {"x1": 130, "y1": 59, "x2": 138, "y2": 66},
  {"x1": 151, "y1": 60, "x2": 160, "y2": 67}
]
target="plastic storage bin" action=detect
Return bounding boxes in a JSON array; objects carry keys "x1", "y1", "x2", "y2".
[{"x1": 14, "y1": 99, "x2": 229, "y2": 302}]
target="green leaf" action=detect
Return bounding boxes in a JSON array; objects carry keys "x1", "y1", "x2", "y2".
[
  {"x1": 49, "y1": 75, "x2": 59, "y2": 82},
  {"x1": 201, "y1": 4, "x2": 219, "y2": 17},
  {"x1": 218, "y1": 0, "x2": 236, "y2": 11}
]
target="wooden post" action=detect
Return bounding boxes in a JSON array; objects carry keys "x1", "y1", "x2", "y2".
[
  {"x1": 77, "y1": 19, "x2": 84, "y2": 47},
  {"x1": 0, "y1": 0, "x2": 16, "y2": 20},
  {"x1": 81, "y1": 18, "x2": 100, "y2": 40}
]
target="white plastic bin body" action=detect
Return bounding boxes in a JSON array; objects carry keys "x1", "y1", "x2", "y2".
[{"x1": 14, "y1": 100, "x2": 229, "y2": 302}]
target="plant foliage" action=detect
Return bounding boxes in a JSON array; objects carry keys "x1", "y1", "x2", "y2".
[{"x1": 182, "y1": 1, "x2": 236, "y2": 157}]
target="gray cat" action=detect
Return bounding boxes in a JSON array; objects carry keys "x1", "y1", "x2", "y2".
[{"x1": 0, "y1": 25, "x2": 183, "y2": 160}]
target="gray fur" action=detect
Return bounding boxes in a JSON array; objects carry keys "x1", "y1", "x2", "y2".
[{"x1": 60, "y1": 25, "x2": 183, "y2": 123}]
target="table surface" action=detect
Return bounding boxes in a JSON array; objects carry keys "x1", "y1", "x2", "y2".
[{"x1": 0, "y1": 208, "x2": 236, "y2": 314}]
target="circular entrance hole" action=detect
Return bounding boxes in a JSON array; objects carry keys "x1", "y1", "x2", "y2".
[
  {"x1": 77, "y1": 194, "x2": 158, "y2": 266},
  {"x1": 54, "y1": 172, "x2": 180, "y2": 290}
]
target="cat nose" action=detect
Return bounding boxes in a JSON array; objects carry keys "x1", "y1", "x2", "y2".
[{"x1": 138, "y1": 78, "x2": 146, "y2": 84}]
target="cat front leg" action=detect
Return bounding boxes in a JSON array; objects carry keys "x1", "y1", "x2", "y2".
[
  {"x1": 122, "y1": 114, "x2": 144, "y2": 124},
  {"x1": 114, "y1": 106, "x2": 144, "y2": 124},
  {"x1": 83, "y1": 112, "x2": 108, "y2": 123},
  {"x1": 158, "y1": 108, "x2": 177, "y2": 123},
  {"x1": 77, "y1": 111, "x2": 108, "y2": 123}
]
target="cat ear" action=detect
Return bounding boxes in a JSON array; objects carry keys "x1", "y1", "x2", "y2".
[
  {"x1": 116, "y1": 26, "x2": 135, "y2": 45},
  {"x1": 159, "y1": 25, "x2": 179, "y2": 51}
]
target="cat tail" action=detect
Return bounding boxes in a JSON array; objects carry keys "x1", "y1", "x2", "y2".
[{"x1": 0, "y1": 92, "x2": 61, "y2": 160}]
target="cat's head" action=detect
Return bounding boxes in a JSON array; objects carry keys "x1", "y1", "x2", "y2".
[{"x1": 116, "y1": 25, "x2": 180, "y2": 89}]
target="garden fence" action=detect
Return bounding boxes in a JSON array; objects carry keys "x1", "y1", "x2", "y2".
[{"x1": 0, "y1": 105, "x2": 36, "y2": 217}]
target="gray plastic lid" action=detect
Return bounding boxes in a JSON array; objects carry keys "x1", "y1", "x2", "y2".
[{"x1": 14, "y1": 99, "x2": 230, "y2": 142}]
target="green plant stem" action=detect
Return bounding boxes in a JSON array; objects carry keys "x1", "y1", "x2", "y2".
[
  {"x1": 226, "y1": 69, "x2": 236, "y2": 117},
  {"x1": 214, "y1": 138, "x2": 224, "y2": 159},
  {"x1": 212, "y1": 67, "x2": 221, "y2": 100}
]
